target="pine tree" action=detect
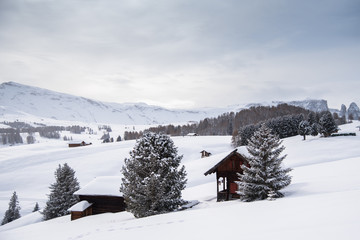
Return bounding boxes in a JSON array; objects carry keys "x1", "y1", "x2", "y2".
[
  {"x1": 1, "y1": 191, "x2": 21, "y2": 225},
  {"x1": 298, "y1": 120, "x2": 312, "y2": 140},
  {"x1": 310, "y1": 123, "x2": 320, "y2": 136},
  {"x1": 33, "y1": 202, "x2": 40, "y2": 212},
  {"x1": 120, "y1": 132, "x2": 187, "y2": 218},
  {"x1": 319, "y1": 111, "x2": 338, "y2": 137},
  {"x1": 237, "y1": 125, "x2": 292, "y2": 202},
  {"x1": 27, "y1": 134, "x2": 36, "y2": 144},
  {"x1": 42, "y1": 163, "x2": 80, "y2": 220}
]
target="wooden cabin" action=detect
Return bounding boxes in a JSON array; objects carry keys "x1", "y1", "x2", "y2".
[
  {"x1": 68, "y1": 141, "x2": 92, "y2": 148},
  {"x1": 68, "y1": 200, "x2": 93, "y2": 221},
  {"x1": 204, "y1": 148, "x2": 249, "y2": 201},
  {"x1": 69, "y1": 176, "x2": 126, "y2": 220},
  {"x1": 200, "y1": 150, "x2": 212, "y2": 158}
]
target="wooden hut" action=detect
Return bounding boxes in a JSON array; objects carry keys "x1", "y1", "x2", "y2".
[
  {"x1": 204, "y1": 148, "x2": 249, "y2": 201},
  {"x1": 69, "y1": 176, "x2": 126, "y2": 220},
  {"x1": 200, "y1": 150, "x2": 212, "y2": 158},
  {"x1": 68, "y1": 141, "x2": 92, "y2": 148},
  {"x1": 68, "y1": 200, "x2": 93, "y2": 221}
]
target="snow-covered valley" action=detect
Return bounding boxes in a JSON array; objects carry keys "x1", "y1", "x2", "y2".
[{"x1": 0, "y1": 122, "x2": 360, "y2": 239}]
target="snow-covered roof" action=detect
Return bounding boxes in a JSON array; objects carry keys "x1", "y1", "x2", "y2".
[
  {"x1": 68, "y1": 141, "x2": 86, "y2": 144},
  {"x1": 74, "y1": 176, "x2": 123, "y2": 197},
  {"x1": 187, "y1": 133, "x2": 198, "y2": 136},
  {"x1": 68, "y1": 200, "x2": 93, "y2": 212},
  {"x1": 236, "y1": 146, "x2": 250, "y2": 157}
]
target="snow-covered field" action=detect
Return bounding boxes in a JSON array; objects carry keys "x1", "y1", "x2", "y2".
[{"x1": 0, "y1": 122, "x2": 360, "y2": 239}]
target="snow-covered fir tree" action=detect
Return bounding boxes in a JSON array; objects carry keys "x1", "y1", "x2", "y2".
[
  {"x1": 1, "y1": 191, "x2": 21, "y2": 225},
  {"x1": 120, "y1": 132, "x2": 187, "y2": 218},
  {"x1": 26, "y1": 134, "x2": 36, "y2": 144},
  {"x1": 42, "y1": 163, "x2": 80, "y2": 220},
  {"x1": 298, "y1": 120, "x2": 312, "y2": 140},
  {"x1": 319, "y1": 111, "x2": 338, "y2": 137},
  {"x1": 33, "y1": 202, "x2": 40, "y2": 212},
  {"x1": 237, "y1": 125, "x2": 292, "y2": 201}
]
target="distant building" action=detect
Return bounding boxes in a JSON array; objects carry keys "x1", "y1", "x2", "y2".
[
  {"x1": 68, "y1": 141, "x2": 92, "y2": 148},
  {"x1": 200, "y1": 150, "x2": 212, "y2": 158},
  {"x1": 69, "y1": 176, "x2": 125, "y2": 221}
]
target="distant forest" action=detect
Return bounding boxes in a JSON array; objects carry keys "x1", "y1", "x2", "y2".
[
  {"x1": 0, "y1": 122, "x2": 93, "y2": 145},
  {"x1": 124, "y1": 104, "x2": 310, "y2": 139},
  {"x1": 1, "y1": 103, "x2": 346, "y2": 145},
  {"x1": 124, "y1": 103, "x2": 345, "y2": 141}
]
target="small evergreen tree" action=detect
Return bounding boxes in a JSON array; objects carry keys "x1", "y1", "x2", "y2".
[
  {"x1": 1, "y1": 191, "x2": 21, "y2": 225},
  {"x1": 42, "y1": 163, "x2": 80, "y2": 220},
  {"x1": 237, "y1": 125, "x2": 292, "y2": 201},
  {"x1": 33, "y1": 202, "x2": 40, "y2": 212},
  {"x1": 298, "y1": 120, "x2": 312, "y2": 140},
  {"x1": 120, "y1": 132, "x2": 187, "y2": 218},
  {"x1": 319, "y1": 111, "x2": 338, "y2": 137},
  {"x1": 310, "y1": 123, "x2": 320, "y2": 136},
  {"x1": 26, "y1": 134, "x2": 36, "y2": 144}
]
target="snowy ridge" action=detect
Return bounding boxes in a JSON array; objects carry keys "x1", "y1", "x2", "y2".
[
  {"x1": 241, "y1": 99, "x2": 329, "y2": 112},
  {"x1": 0, "y1": 82, "x2": 218, "y2": 125},
  {"x1": 0, "y1": 82, "x2": 351, "y2": 126}
]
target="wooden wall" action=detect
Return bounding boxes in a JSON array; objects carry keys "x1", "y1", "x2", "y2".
[
  {"x1": 217, "y1": 154, "x2": 247, "y2": 173},
  {"x1": 216, "y1": 153, "x2": 249, "y2": 201},
  {"x1": 71, "y1": 207, "x2": 93, "y2": 221},
  {"x1": 78, "y1": 195, "x2": 126, "y2": 215}
]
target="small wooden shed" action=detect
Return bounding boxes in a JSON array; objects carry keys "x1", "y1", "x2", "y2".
[
  {"x1": 200, "y1": 150, "x2": 212, "y2": 158},
  {"x1": 68, "y1": 200, "x2": 93, "y2": 221},
  {"x1": 204, "y1": 148, "x2": 249, "y2": 201},
  {"x1": 68, "y1": 141, "x2": 92, "y2": 148},
  {"x1": 69, "y1": 176, "x2": 126, "y2": 220}
]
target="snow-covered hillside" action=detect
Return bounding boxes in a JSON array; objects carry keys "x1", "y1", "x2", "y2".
[
  {"x1": 0, "y1": 122, "x2": 359, "y2": 239},
  {"x1": 0, "y1": 82, "x2": 221, "y2": 125},
  {"x1": 1, "y1": 81, "x2": 347, "y2": 126}
]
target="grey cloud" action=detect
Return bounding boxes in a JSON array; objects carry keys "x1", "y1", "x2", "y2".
[{"x1": 0, "y1": 0, "x2": 359, "y2": 109}]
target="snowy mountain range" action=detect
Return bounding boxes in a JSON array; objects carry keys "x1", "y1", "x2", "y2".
[
  {"x1": 0, "y1": 82, "x2": 215, "y2": 125},
  {"x1": 0, "y1": 82, "x2": 358, "y2": 125}
]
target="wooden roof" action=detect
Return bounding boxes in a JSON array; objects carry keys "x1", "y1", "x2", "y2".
[{"x1": 204, "y1": 148, "x2": 249, "y2": 176}]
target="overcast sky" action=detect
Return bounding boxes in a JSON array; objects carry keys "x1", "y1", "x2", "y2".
[{"x1": 0, "y1": 0, "x2": 359, "y2": 109}]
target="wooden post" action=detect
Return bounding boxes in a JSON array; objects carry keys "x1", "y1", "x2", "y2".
[
  {"x1": 216, "y1": 172, "x2": 219, "y2": 201},
  {"x1": 226, "y1": 177, "x2": 230, "y2": 201}
]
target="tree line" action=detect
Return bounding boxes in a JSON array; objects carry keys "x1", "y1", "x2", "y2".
[
  {"x1": 123, "y1": 104, "x2": 311, "y2": 140},
  {"x1": 232, "y1": 110, "x2": 338, "y2": 147},
  {"x1": 0, "y1": 122, "x2": 94, "y2": 145}
]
